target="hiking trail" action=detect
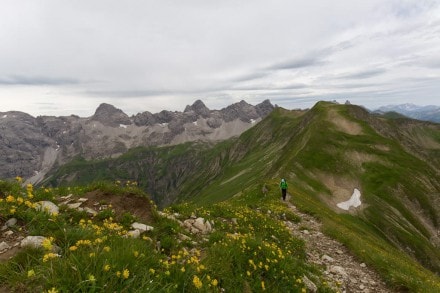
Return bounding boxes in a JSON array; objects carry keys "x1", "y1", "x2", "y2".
[{"x1": 282, "y1": 194, "x2": 392, "y2": 293}]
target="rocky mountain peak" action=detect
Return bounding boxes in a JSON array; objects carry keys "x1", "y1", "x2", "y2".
[
  {"x1": 184, "y1": 100, "x2": 210, "y2": 118},
  {"x1": 255, "y1": 99, "x2": 275, "y2": 117},
  {"x1": 91, "y1": 103, "x2": 131, "y2": 127},
  {"x1": 221, "y1": 100, "x2": 258, "y2": 122}
]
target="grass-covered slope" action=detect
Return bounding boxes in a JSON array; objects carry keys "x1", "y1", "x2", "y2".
[
  {"x1": 0, "y1": 179, "x2": 333, "y2": 292},
  {"x1": 191, "y1": 102, "x2": 440, "y2": 291}
]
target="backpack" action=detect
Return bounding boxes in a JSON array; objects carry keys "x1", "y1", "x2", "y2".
[{"x1": 280, "y1": 180, "x2": 287, "y2": 189}]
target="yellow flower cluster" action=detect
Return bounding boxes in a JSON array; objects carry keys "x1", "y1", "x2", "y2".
[
  {"x1": 26, "y1": 183, "x2": 34, "y2": 199},
  {"x1": 43, "y1": 253, "x2": 59, "y2": 262},
  {"x1": 192, "y1": 275, "x2": 202, "y2": 289}
]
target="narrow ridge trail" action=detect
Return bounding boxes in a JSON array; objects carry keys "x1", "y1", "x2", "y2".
[{"x1": 282, "y1": 194, "x2": 392, "y2": 293}]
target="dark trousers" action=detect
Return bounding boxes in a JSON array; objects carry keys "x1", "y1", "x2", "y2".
[{"x1": 281, "y1": 189, "x2": 287, "y2": 200}]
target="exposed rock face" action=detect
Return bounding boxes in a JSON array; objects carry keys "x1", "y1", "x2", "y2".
[
  {"x1": 0, "y1": 100, "x2": 274, "y2": 183},
  {"x1": 91, "y1": 103, "x2": 131, "y2": 127}
]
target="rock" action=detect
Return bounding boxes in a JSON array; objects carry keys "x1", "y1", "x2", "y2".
[
  {"x1": 330, "y1": 265, "x2": 348, "y2": 278},
  {"x1": 19, "y1": 236, "x2": 61, "y2": 253},
  {"x1": 3, "y1": 230, "x2": 14, "y2": 237},
  {"x1": 190, "y1": 226, "x2": 201, "y2": 234},
  {"x1": 360, "y1": 263, "x2": 366, "y2": 268},
  {"x1": 131, "y1": 222, "x2": 147, "y2": 232},
  {"x1": 67, "y1": 202, "x2": 82, "y2": 209},
  {"x1": 322, "y1": 255, "x2": 334, "y2": 262},
  {"x1": 190, "y1": 212, "x2": 197, "y2": 219},
  {"x1": 21, "y1": 236, "x2": 47, "y2": 248},
  {"x1": 205, "y1": 220, "x2": 212, "y2": 232},
  {"x1": 359, "y1": 284, "x2": 365, "y2": 290},
  {"x1": 60, "y1": 194, "x2": 73, "y2": 200},
  {"x1": 35, "y1": 201, "x2": 59, "y2": 215},
  {"x1": 84, "y1": 207, "x2": 98, "y2": 216},
  {"x1": 336, "y1": 250, "x2": 343, "y2": 255},
  {"x1": 131, "y1": 222, "x2": 154, "y2": 232},
  {"x1": 302, "y1": 275, "x2": 317, "y2": 292},
  {"x1": 126, "y1": 230, "x2": 140, "y2": 238},
  {"x1": 183, "y1": 219, "x2": 195, "y2": 229},
  {"x1": 78, "y1": 198, "x2": 88, "y2": 202},
  {"x1": 0, "y1": 241, "x2": 11, "y2": 252},
  {"x1": 178, "y1": 233, "x2": 191, "y2": 241},
  {"x1": 193, "y1": 218, "x2": 206, "y2": 232},
  {"x1": 302, "y1": 230, "x2": 310, "y2": 235},
  {"x1": 5, "y1": 218, "x2": 17, "y2": 228}
]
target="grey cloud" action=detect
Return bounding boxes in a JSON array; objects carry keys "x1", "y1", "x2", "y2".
[
  {"x1": 231, "y1": 72, "x2": 269, "y2": 82},
  {"x1": 337, "y1": 68, "x2": 387, "y2": 80},
  {"x1": 268, "y1": 55, "x2": 326, "y2": 70},
  {"x1": 0, "y1": 75, "x2": 80, "y2": 86},
  {"x1": 232, "y1": 83, "x2": 307, "y2": 91}
]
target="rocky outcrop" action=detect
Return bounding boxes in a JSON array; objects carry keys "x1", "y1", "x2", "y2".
[
  {"x1": 0, "y1": 100, "x2": 274, "y2": 183},
  {"x1": 91, "y1": 103, "x2": 131, "y2": 127}
]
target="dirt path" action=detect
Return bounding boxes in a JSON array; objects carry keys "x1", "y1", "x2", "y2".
[{"x1": 283, "y1": 194, "x2": 392, "y2": 293}]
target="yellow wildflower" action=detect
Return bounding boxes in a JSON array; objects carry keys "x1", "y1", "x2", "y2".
[
  {"x1": 149, "y1": 268, "x2": 155, "y2": 274},
  {"x1": 122, "y1": 269, "x2": 130, "y2": 279},
  {"x1": 15, "y1": 176, "x2": 23, "y2": 183},
  {"x1": 261, "y1": 281, "x2": 266, "y2": 291},
  {"x1": 9, "y1": 208, "x2": 16, "y2": 214},
  {"x1": 103, "y1": 246, "x2": 111, "y2": 252},
  {"x1": 103, "y1": 264, "x2": 111, "y2": 272},
  {"x1": 43, "y1": 253, "x2": 59, "y2": 262},
  {"x1": 181, "y1": 267, "x2": 185, "y2": 273},
  {"x1": 16, "y1": 197, "x2": 24, "y2": 205},
  {"x1": 76, "y1": 239, "x2": 92, "y2": 246},
  {"x1": 133, "y1": 251, "x2": 139, "y2": 257},
  {"x1": 89, "y1": 252, "x2": 96, "y2": 258},
  {"x1": 88, "y1": 274, "x2": 96, "y2": 282},
  {"x1": 27, "y1": 269, "x2": 35, "y2": 278},
  {"x1": 211, "y1": 279, "x2": 218, "y2": 287},
  {"x1": 46, "y1": 288, "x2": 58, "y2": 293},
  {"x1": 192, "y1": 275, "x2": 203, "y2": 289},
  {"x1": 69, "y1": 245, "x2": 78, "y2": 251},
  {"x1": 6, "y1": 195, "x2": 15, "y2": 203},
  {"x1": 116, "y1": 271, "x2": 121, "y2": 278},
  {"x1": 42, "y1": 238, "x2": 53, "y2": 251}
]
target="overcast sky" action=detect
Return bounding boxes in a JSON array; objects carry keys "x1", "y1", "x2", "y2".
[{"x1": 1, "y1": 0, "x2": 439, "y2": 117}]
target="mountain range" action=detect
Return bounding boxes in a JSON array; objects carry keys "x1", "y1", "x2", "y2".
[
  {"x1": 0, "y1": 100, "x2": 273, "y2": 184},
  {"x1": 374, "y1": 103, "x2": 440, "y2": 123}
]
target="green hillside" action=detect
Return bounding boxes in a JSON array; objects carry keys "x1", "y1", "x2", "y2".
[{"x1": 36, "y1": 102, "x2": 440, "y2": 291}]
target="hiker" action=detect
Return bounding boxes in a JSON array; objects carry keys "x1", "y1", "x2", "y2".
[{"x1": 280, "y1": 178, "x2": 288, "y2": 201}]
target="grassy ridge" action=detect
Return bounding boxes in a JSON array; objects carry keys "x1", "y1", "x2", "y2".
[{"x1": 192, "y1": 103, "x2": 440, "y2": 291}]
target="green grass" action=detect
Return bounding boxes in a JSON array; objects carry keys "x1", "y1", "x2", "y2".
[{"x1": 0, "y1": 180, "x2": 334, "y2": 292}]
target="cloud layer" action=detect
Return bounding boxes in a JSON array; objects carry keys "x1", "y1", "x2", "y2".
[{"x1": 0, "y1": 0, "x2": 439, "y2": 116}]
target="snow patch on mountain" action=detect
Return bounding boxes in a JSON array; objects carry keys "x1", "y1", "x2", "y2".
[{"x1": 337, "y1": 189, "x2": 362, "y2": 210}]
